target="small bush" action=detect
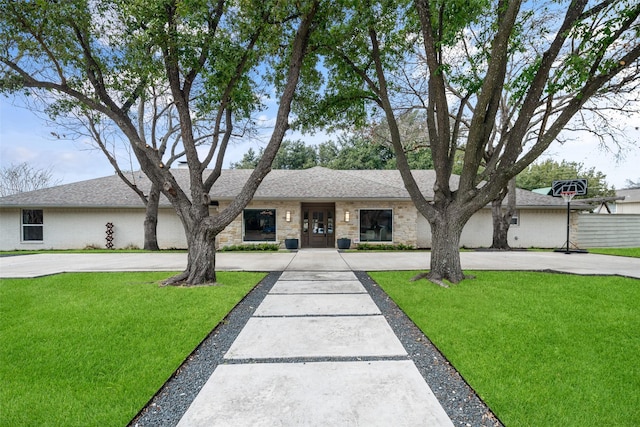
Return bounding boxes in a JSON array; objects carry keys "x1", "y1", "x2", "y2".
[
  {"x1": 218, "y1": 243, "x2": 280, "y2": 252},
  {"x1": 83, "y1": 244, "x2": 103, "y2": 250},
  {"x1": 356, "y1": 243, "x2": 415, "y2": 251}
]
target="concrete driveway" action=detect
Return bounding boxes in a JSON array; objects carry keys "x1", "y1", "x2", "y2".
[{"x1": 1, "y1": 249, "x2": 638, "y2": 279}]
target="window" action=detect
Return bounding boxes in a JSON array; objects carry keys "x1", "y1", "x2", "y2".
[
  {"x1": 359, "y1": 209, "x2": 392, "y2": 242},
  {"x1": 22, "y1": 209, "x2": 44, "y2": 241},
  {"x1": 243, "y1": 209, "x2": 276, "y2": 241},
  {"x1": 510, "y1": 210, "x2": 520, "y2": 226}
]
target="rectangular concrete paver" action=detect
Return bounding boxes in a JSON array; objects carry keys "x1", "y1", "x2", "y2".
[
  {"x1": 283, "y1": 250, "x2": 351, "y2": 271},
  {"x1": 279, "y1": 271, "x2": 357, "y2": 281},
  {"x1": 176, "y1": 360, "x2": 454, "y2": 427},
  {"x1": 224, "y1": 316, "x2": 407, "y2": 359},
  {"x1": 270, "y1": 280, "x2": 366, "y2": 294},
  {"x1": 253, "y1": 294, "x2": 381, "y2": 316}
]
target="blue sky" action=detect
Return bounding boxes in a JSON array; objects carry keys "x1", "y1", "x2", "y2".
[{"x1": 1, "y1": 95, "x2": 638, "y2": 189}]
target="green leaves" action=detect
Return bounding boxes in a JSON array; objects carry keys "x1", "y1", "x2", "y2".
[{"x1": 516, "y1": 159, "x2": 616, "y2": 198}]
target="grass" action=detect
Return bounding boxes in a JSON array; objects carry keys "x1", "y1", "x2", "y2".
[
  {"x1": 0, "y1": 248, "x2": 187, "y2": 255},
  {"x1": 369, "y1": 270, "x2": 640, "y2": 427},
  {"x1": 588, "y1": 247, "x2": 640, "y2": 258},
  {"x1": 0, "y1": 271, "x2": 265, "y2": 427}
]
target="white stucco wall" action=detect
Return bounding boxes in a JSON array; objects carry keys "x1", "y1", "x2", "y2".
[
  {"x1": 616, "y1": 202, "x2": 640, "y2": 214},
  {"x1": 416, "y1": 208, "x2": 569, "y2": 249},
  {"x1": 0, "y1": 207, "x2": 187, "y2": 250},
  {"x1": 0, "y1": 208, "x2": 21, "y2": 250}
]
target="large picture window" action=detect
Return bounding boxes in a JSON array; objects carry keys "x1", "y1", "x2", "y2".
[
  {"x1": 359, "y1": 209, "x2": 392, "y2": 242},
  {"x1": 243, "y1": 209, "x2": 276, "y2": 242},
  {"x1": 22, "y1": 209, "x2": 44, "y2": 241}
]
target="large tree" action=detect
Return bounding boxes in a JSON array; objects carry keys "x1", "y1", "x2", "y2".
[
  {"x1": 310, "y1": 0, "x2": 639, "y2": 285},
  {"x1": 231, "y1": 139, "x2": 318, "y2": 169},
  {"x1": 1, "y1": 0, "x2": 322, "y2": 285},
  {"x1": 49, "y1": 86, "x2": 191, "y2": 251},
  {"x1": 624, "y1": 178, "x2": 640, "y2": 188},
  {"x1": 0, "y1": 162, "x2": 61, "y2": 196}
]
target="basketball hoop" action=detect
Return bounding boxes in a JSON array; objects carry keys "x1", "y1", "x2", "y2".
[
  {"x1": 552, "y1": 179, "x2": 587, "y2": 254},
  {"x1": 560, "y1": 191, "x2": 576, "y2": 203}
]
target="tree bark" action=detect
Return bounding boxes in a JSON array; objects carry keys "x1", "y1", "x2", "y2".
[
  {"x1": 410, "y1": 206, "x2": 471, "y2": 287},
  {"x1": 490, "y1": 198, "x2": 511, "y2": 250},
  {"x1": 490, "y1": 178, "x2": 516, "y2": 250},
  {"x1": 164, "y1": 216, "x2": 217, "y2": 285},
  {"x1": 143, "y1": 183, "x2": 161, "y2": 251},
  {"x1": 426, "y1": 211, "x2": 467, "y2": 286}
]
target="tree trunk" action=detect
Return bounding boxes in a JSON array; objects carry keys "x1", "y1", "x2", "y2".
[
  {"x1": 490, "y1": 178, "x2": 516, "y2": 250},
  {"x1": 420, "y1": 211, "x2": 467, "y2": 286},
  {"x1": 490, "y1": 198, "x2": 510, "y2": 250},
  {"x1": 164, "y1": 216, "x2": 217, "y2": 286},
  {"x1": 143, "y1": 183, "x2": 161, "y2": 251}
]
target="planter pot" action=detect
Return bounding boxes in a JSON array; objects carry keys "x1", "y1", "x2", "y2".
[
  {"x1": 337, "y1": 238, "x2": 351, "y2": 249},
  {"x1": 284, "y1": 238, "x2": 299, "y2": 250}
]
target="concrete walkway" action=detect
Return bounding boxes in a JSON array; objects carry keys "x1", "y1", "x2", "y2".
[{"x1": 176, "y1": 250, "x2": 454, "y2": 427}]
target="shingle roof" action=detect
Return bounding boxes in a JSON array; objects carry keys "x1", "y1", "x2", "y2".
[
  {"x1": 0, "y1": 166, "x2": 566, "y2": 208},
  {"x1": 0, "y1": 173, "x2": 152, "y2": 208},
  {"x1": 617, "y1": 187, "x2": 640, "y2": 203}
]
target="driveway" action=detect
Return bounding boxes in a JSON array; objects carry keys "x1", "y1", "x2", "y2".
[{"x1": 1, "y1": 250, "x2": 638, "y2": 279}]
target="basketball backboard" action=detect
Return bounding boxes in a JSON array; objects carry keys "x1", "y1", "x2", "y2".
[{"x1": 551, "y1": 179, "x2": 588, "y2": 197}]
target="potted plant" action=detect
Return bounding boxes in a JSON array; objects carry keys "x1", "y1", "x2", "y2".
[
  {"x1": 284, "y1": 238, "x2": 299, "y2": 250},
  {"x1": 337, "y1": 237, "x2": 351, "y2": 249}
]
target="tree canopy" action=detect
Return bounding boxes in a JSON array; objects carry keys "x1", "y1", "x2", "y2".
[
  {"x1": 302, "y1": 0, "x2": 640, "y2": 284},
  {"x1": 231, "y1": 131, "x2": 434, "y2": 170},
  {"x1": 0, "y1": 0, "x2": 324, "y2": 285},
  {"x1": 231, "y1": 140, "x2": 318, "y2": 169},
  {"x1": 517, "y1": 159, "x2": 616, "y2": 198}
]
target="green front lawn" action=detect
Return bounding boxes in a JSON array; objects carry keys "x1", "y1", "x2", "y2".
[
  {"x1": 370, "y1": 271, "x2": 640, "y2": 427},
  {"x1": 0, "y1": 271, "x2": 265, "y2": 427},
  {"x1": 588, "y1": 247, "x2": 640, "y2": 258}
]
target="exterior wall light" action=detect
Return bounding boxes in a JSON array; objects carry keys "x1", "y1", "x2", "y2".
[
  {"x1": 285, "y1": 210, "x2": 291, "y2": 222},
  {"x1": 344, "y1": 210, "x2": 350, "y2": 222}
]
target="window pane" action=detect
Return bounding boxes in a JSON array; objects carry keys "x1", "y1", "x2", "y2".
[
  {"x1": 510, "y1": 210, "x2": 519, "y2": 225},
  {"x1": 22, "y1": 210, "x2": 44, "y2": 241},
  {"x1": 312, "y1": 211, "x2": 324, "y2": 234},
  {"x1": 359, "y1": 209, "x2": 392, "y2": 242},
  {"x1": 23, "y1": 209, "x2": 43, "y2": 225},
  {"x1": 23, "y1": 225, "x2": 43, "y2": 241},
  {"x1": 243, "y1": 209, "x2": 276, "y2": 241}
]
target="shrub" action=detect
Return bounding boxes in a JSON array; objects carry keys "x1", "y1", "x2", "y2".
[
  {"x1": 356, "y1": 243, "x2": 415, "y2": 251},
  {"x1": 218, "y1": 243, "x2": 280, "y2": 252}
]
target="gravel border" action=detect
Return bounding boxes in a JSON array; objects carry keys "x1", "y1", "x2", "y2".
[
  {"x1": 130, "y1": 270, "x2": 503, "y2": 427},
  {"x1": 129, "y1": 271, "x2": 281, "y2": 427}
]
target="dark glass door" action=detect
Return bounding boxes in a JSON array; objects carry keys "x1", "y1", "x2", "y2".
[{"x1": 301, "y1": 204, "x2": 335, "y2": 248}]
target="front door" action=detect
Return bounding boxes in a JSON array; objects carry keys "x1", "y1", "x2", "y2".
[{"x1": 301, "y1": 203, "x2": 335, "y2": 248}]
